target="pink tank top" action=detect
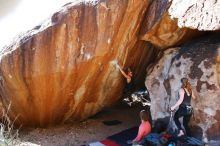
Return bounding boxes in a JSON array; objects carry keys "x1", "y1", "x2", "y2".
[{"x1": 133, "y1": 121, "x2": 151, "y2": 142}]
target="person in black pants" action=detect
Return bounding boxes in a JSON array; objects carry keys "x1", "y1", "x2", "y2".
[
  {"x1": 170, "y1": 78, "x2": 197, "y2": 137},
  {"x1": 117, "y1": 65, "x2": 133, "y2": 103}
]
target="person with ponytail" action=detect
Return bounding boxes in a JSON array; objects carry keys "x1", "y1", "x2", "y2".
[{"x1": 170, "y1": 78, "x2": 196, "y2": 137}]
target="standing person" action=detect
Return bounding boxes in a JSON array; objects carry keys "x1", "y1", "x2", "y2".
[
  {"x1": 117, "y1": 65, "x2": 134, "y2": 103},
  {"x1": 170, "y1": 78, "x2": 197, "y2": 137},
  {"x1": 132, "y1": 110, "x2": 151, "y2": 144}
]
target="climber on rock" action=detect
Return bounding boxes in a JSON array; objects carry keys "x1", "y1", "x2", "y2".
[
  {"x1": 116, "y1": 64, "x2": 134, "y2": 105},
  {"x1": 170, "y1": 77, "x2": 197, "y2": 137}
]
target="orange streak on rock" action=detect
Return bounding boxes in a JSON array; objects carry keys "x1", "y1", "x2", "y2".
[{"x1": 0, "y1": 0, "x2": 157, "y2": 127}]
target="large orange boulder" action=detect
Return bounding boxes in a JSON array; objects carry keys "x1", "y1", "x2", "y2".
[{"x1": 0, "y1": 0, "x2": 157, "y2": 127}]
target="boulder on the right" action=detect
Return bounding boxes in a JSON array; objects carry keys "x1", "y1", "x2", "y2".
[
  {"x1": 145, "y1": 34, "x2": 220, "y2": 141},
  {"x1": 169, "y1": 0, "x2": 220, "y2": 30}
]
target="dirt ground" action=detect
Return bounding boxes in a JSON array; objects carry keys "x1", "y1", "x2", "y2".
[
  {"x1": 15, "y1": 103, "x2": 220, "y2": 146},
  {"x1": 18, "y1": 104, "x2": 142, "y2": 146}
]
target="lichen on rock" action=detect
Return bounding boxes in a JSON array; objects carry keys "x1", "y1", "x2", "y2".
[
  {"x1": 169, "y1": 0, "x2": 220, "y2": 30},
  {"x1": 146, "y1": 34, "x2": 220, "y2": 141}
]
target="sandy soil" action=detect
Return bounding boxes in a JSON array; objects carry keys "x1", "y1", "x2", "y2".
[
  {"x1": 14, "y1": 103, "x2": 220, "y2": 146},
  {"x1": 18, "y1": 104, "x2": 142, "y2": 146}
]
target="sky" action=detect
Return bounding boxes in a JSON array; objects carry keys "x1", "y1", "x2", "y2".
[{"x1": 0, "y1": 0, "x2": 79, "y2": 49}]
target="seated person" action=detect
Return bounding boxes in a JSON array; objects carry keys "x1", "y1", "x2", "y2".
[{"x1": 132, "y1": 110, "x2": 151, "y2": 144}]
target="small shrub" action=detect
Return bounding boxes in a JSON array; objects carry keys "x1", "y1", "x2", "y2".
[{"x1": 0, "y1": 103, "x2": 20, "y2": 146}]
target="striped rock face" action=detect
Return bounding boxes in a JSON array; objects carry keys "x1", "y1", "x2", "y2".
[
  {"x1": 0, "y1": 0, "x2": 158, "y2": 127},
  {"x1": 146, "y1": 34, "x2": 220, "y2": 141}
]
